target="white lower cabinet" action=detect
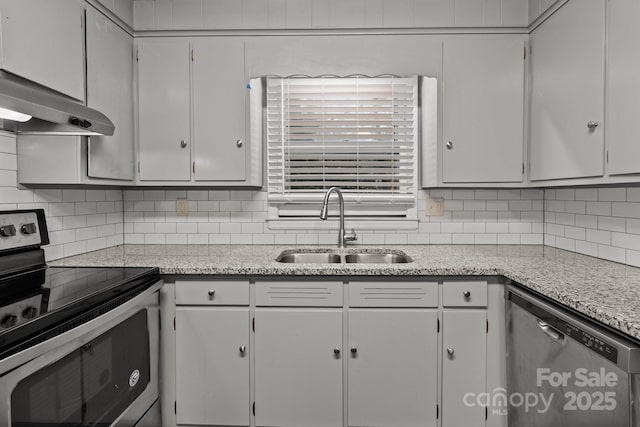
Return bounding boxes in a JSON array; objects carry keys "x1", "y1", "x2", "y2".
[
  {"x1": 254, "y1": 308, "x2": 343, "y2": 427},
  {"x1": 172, "y1": 279, "x2": 504, "y2": 427},
  {"x1": 348, "y1": 309, "x2": 438, "y2": 427},
  {"x1": 442, "y1": 310, "x2": 487, "y2": 426},
  {"x1": 175, "y1": 307, "x2": 250, "y2": 426},
  {"x1": 174, "y1": 280, "x2": 251, "y2": 426}
]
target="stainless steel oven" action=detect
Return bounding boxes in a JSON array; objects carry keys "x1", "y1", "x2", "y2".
[{"x1": 0, "y1": 209, "x2": 162, "y2": 427}]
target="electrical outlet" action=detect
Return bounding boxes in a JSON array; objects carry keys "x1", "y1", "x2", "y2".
[
  {"x1": 176, "y1": 198, "x2": 189, "y2": 216},
  {"x1": 426, "y1": 198, "x2": 444, "y2": 216}
]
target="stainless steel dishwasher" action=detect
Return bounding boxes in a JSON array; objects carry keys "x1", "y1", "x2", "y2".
[{"x1": 506, "y1": 284, "x2": 640, "y2": 426}]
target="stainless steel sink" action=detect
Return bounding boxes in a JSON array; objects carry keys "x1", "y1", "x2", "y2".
[
  {"x1": 276, "y1": 251, "x2": 412, "y2": 264},
  {"x1": 344, "y1": 253, "x2": 412, "y2": 264},
  {"x1": 276, "y1": 253, "x2": 342, "y2": 264}
]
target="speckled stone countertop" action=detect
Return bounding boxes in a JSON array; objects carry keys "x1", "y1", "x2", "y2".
[{"x1": 50, "y1": 244, "x2": 640, "y2": 341}]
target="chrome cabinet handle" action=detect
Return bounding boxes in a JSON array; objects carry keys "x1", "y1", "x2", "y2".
[
  {"x1": 350, "y1": 346, "x2": 357, "y2": 355},
  {"x1": 236, "y1": 139, "x2": 243, "y2": 148},
  {"x1": 446, "y1": 141, "x2": 453, "y2": 150},
  {"x1": 463, "y1": 291, "x2": 471, "y2": 299},
  {"x1": 208, "y1": 290, "x2": 215, "y2": 297},
  {"x1": 180, "y1": 140, "x2": 187, "y2": 148},
  {"x1": 587, "y1": 121, "x2": 599, "y2": 130},
  {"x1": 334, "y1": 347, "x2": 341, "y2": 356},
  {"x1": 239, "y1": 345, "x2": 246, "y2": 354},
  {"x1": 446, "y1": 347, "x2": 455, "y2": 356}
]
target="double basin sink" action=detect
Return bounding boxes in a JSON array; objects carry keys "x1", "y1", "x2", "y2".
[{"x1": 276, "y1": 250, "x2": 412, "y2": 264}]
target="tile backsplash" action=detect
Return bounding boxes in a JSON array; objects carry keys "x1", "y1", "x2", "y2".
[
  {"x1": 122, "y1": 188, "x2": 544, "y2": 246},
  {"x1": 0, "y1": 132, "x2": 124, "y2": 261},
  {"x1": 544, "y1": 187, "x2": 640, "y2": 268}
]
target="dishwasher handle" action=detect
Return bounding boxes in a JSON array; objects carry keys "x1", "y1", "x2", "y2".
[{"x1": 536, "y1": 318, "x2": 565, "y2": 343}]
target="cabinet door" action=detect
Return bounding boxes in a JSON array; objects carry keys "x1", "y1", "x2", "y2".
[
  {"x1": 529, "y1": 0, "x2": 605, "y2": 181},
  {"x1": 137, "y1": 40, "x2": 191, "y2": 181},
  {"x1": 192, "y1": 38, "x2": 247, "y2": 182},
  {"x1": 442, "y1": 310, "x2": 487, "y2": 427},
  {"x1": 607, "y1": 0, "x2": 640, "y2": 175},
  {"x1": 442, "y1": 37, "x2": 524, "y2": 183},
  {"x1": 0, "y1": 0, "x2": 85, "y2": 101},
  {"x1": 254, "y1": 309, "x2": 342, "y2": 427},
  {"x1": 348, "y1": 309, "x2": 438, "y2": 427},
  {"x1": 175, "y1": 307, "x2": 250, "y2": 426},
  {"x1": 86, "y1": 7, "x2": 134, "y2": 181}
]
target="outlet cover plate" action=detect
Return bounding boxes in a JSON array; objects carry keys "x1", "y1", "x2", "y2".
[
  {"x1": 176, "y1": 198, "x2": 189, "y2": 216},
  {"x1": 426, "y1": 198, "x2": 444, "y2": 216}
]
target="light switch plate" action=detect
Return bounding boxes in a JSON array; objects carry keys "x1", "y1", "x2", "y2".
[
  {"x1": 426, "y1": 198, "x2": 444, "y2": 216},
  {"x1": 176, "y1": 198, "x2": 189, "y2": 216}
]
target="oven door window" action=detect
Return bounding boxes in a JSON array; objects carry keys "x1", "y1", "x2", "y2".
[{"x1": 10, "y1": 310, "x2": 150, "y2": 427}]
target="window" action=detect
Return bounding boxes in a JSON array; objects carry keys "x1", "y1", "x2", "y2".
[{"x1": 263, "y1": 75, "x2": 435, "y2": 225}]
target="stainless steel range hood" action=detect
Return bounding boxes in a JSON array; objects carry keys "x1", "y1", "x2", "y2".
[{"x1": 0, "y1": 71, "x2": 115, "y2": 136}]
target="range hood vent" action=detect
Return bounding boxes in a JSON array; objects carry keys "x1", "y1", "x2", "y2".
[{"x1": 0, "y1": 71, "x2": 114, "y2": 136}]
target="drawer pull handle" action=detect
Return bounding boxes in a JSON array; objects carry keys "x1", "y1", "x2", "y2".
[
  {"x1": 447, "y1": 347, "x2": 455, "y2": 357},
  {"x1": 334, "y1": 347, "x2": 341, "y2": 356},
  {"x1": 463, "y1": 291, "x2": 471, "y2": 299},
  {"x1": 208, "y1": 290, "x2": 215, "y2": 297},
  {"x1": 239, "y1": 345, "x2": 246, "y2": 355},
  {"x1": 350, "y1": 346, "x2": 357, "y2": 355}
]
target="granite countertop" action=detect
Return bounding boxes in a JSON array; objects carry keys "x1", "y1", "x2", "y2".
[{"x1": 50, "y1": 244, "x2": 640, "y2": 341}]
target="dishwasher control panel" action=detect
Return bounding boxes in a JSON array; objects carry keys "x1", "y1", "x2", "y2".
[{"x1": 564, "y1": 323, "x2": 618, "y2": 363}]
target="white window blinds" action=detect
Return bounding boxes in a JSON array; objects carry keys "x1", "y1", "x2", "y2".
[{"x1": 266, "y1": 76, "x2": 418, "y2": 206}]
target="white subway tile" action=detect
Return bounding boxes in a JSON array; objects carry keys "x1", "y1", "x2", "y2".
[
  {"x1": 487, "y1": 223, "x2": 509, "y2": 233},
  {"x1": 564, "y1": 201, "x2": 586, "y2": 214},
  {"x1": 441, "y1": 222, "x2": 463, "y2": 233},
  {"x1": 418, "y1": 222, "x2": 441, "y2": 233},
  {"x1": 597, "y1": 244, "x2": 626, "y2": 264},
  {"x1": 134, "y1": 223, "x2": 155, "y2": 234},
  {"x1": 463, "y1": 200, "x2": 486, "y2": 211},
  {"x1": 125, "y1": 234, "x2": 144, "y2": 244},
  {"x1": 611, "y1": 232, "x2": 640, "y2": 251},
  {"x1": 475, "y1": 189, "x2": 498, "y2": 200},
  {"x1": 0, "y1": 153, "x2": 17, "y2": 170},
  {"x1": 475, "y1": 211, "x2": 498, "y2": 221},
  {"x1": 564, "y1": 226, "x2": 585, "y2": 241},
  {"x1": 198, "y1": 223, "x2": 220, "y2": 234},
  {"x1": 220, "y1": 223, "x2": 242, "y2": 234},
  {"x1": 486, "y1": 200, "x2": 510, "y2": 211},
  {"x1": 198, "y1": 201, "x2": 220, "y2": 212},
  {"x1": 444, "y1": 200, "x2": 464, "y2": 211},
  {"x1": 156, "y1": 223, "x2": 177, "y2": 234},
  {"x1": 555, "y1": 237, "x2": 575, "y2": 252},
  {"x1": 297, "y1": 234, "x2": 319, "y2": 245},
  {"x1": 63, "y1": 241, "x2": 87, "y2": 257},
  {"x1": 627, "y1": 219, "x2": 640, "y2": 235},
  {"x1": 627, "y1": 250, "x2": 640, "y2": 268},
  {"x1": 586, "y1": 201, "x2": 612, "y2": 216},
  {"x1": 498, "y1": 189, "x2": 520, "y2": 200},
  {"x1": 598, "y1": 188, "x2": 626, "y2": 202},
  {"x1": 598, "y1": 216, "x2": 626, "y2": 232},
  {"x1": 509, "y1": 223, "x2": 532, "y2": 234},
  {"x1": 475, "y1": 234, "x2": 497, "y2": 244},
  {"x1": 452, "y1": 189, "x2": 475, "y2": 200},
  {"x1": 452, "y1": 211, "x2": 475, "y2": 221},
  {"x1": 230, "y1": 234, "x2": 253, "y2": 244},
  {"x1": 498, "y1": 234, "x2": 520, "y2": 244},
  {"x1": 574, "y1": 188, "x2": 598, "y2": 201},
  {"x1": 177, "y1": 223, "x2": 198, "y2": 234},
  {"x1": 452, "y1": 234, "x2": 474, "y2": 244},
  {"x1": 407, "y1": 233, "x2": 430, "y2": 244},
  {"x1": 575, "y1": 214, "x2": 598, "y2": 229},
  {"x1": 33, "y1": 189, "x2": 63, "y2": 203},
  {"x1": 145, "y1": 234, "x2": 166, "y2": 244},
  {"x1": 521, "y1": 189, "x2": 543, "y2": 200},
  {"x1": 430, "y1": 233, "x2": 452, "y2": 244},
  {"x1": 167, "y1": 234, "x2": 188, "y2": 244},
  {"x1": 545, "y1": 223, "x2": 564, "y2": 236},
  {"x1": 586, "y1": 229, "x2": 611, "y2": 245},
  {"x1": 253, "y1": 233, "x2": 276, "y2": 245},
  {"x1": 555, "y1": 213, "x2": 575, "y2": 226},
  {"x1": 521, "y1": 234, "x2": 543, "y2": 245},
  {"x1": 464, "y1": 223, "x2": 486, "y2": 233},
  {"x1": 385, "y1": 233, "x2": 408, "y2": 244},
  {"x1": 230, "y1": 212, "x2": 253, "y2": 223},
  {"x1": 612, "y1": 202, "x2": 640, "y2": 219},
  {"x1": 555, "y1": 189, "x2": 575, "y2": 201},
  {"x1": 86, "y1": 214, "x2": 107, "y2": 227},
  {"x1": 575, "y1": 240, "x2": 598, "y2": 257},
  {"x1": 627, "y1": 188, "x2": 640, "y2": 202},
  {"x1": 188, "y1": 234, "x2": 209, "y2": 244}
]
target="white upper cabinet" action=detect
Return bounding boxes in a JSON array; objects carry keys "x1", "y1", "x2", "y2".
[
  {"x1": 0, "y1": 0, "x2": 85, "y2": 101},
  {"x1": 137, "y1": 39, "x2": 191, "y2": 181},
  {"x1": 86, "y1": 6, "x2": 134, "y2": 181},
  {"x1": 529, "y1": 0, "x2": 605, "y2": 181},
  {"x1": 442, "y1": 37, "x2": 525, "y2": 184},
  {"x1": 606, "y1": 0, "x2": 640, "y2": 176},
  {"x1": 192, "y1": 38, "x2": 246, "y2": 182}
]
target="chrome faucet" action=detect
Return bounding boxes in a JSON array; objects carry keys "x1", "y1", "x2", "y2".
[{"x1": 320, "y1": 187, "x2": 358, "y2": 248}]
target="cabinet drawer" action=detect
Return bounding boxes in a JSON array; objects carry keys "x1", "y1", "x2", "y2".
[
  {"x1": 255, "y1": 281, "x2": 343, "y2": 307},
  {"x1": 175, "y1": 281, "x2": 249, "y2": 306},
  {"x1": 349, "y1": 282, "x2": 438, "y2": 307},
  {"x1": 442, "y1": 281, "x2": 487, "y2": 307}
]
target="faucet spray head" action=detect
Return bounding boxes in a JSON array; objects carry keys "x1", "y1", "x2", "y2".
[{"x1": 320, "y1": 204, "x2": 329, "y2": 220}]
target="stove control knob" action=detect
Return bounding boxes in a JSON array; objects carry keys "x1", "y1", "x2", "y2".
[
  {"x1": 0, "y1": 225, "x2": 16, "y2": 237},
  {"x1": 21, "y1": 223, "x2": 37, "y2": 235},
  {"x1": 22, "y1": 307, "x2": 38, "y2": 320},
  {"x1": 1, "y1": 315, "x2": 17, "y2": 328}
]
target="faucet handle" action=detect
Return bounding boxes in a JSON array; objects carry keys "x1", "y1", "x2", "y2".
[{"x1": 345, "y1": 229, "x2": 358, "y2": 242}]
